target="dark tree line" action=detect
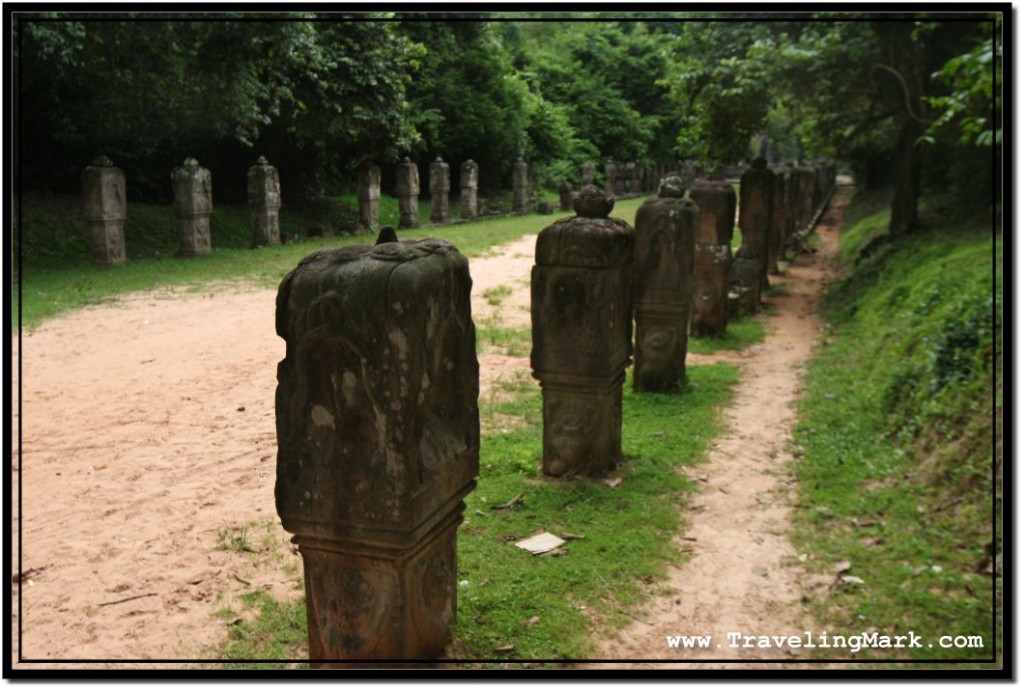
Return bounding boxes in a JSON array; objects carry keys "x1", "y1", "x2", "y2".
[{"x1": 14, "y1": 11, "x2": 1002, "y2": 231}]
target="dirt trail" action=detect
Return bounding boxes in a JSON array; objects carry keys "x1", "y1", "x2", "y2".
[
  {"x1": 586, "y1": 185, "x2": 853, "y2": 669},
  {"x1": 10, "y1": 187, "x2": 851, "y2": 670}
]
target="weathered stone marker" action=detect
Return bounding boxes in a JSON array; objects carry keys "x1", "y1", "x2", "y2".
[
  {"x1": 768, "y1": 165, "x2": 789, "y2": 273},
  {"x1": 688, "y1": 179, "x2": 735, "y2": 337},
  {"x1": 733, "y1": 158, "x2": 775, "y2": 313},
  {"x1": 604, "y1": 162, "x2": 619, "y2": 198},
  {"x1": 172, "y1": 157, "x2": 213, "y2": 257},
  {"x1": 460, "y1": 160, "x2": 479, "y2": 219},
  {"x1": 512, "y1": 158, "x2": 529, "y2": 214},
  {"x1": 396, "y1": 157, "x2": 420, "y2": 229},
  {"x1": 82, "y1": 155, "x2": 127, "y2": 267},
  {"x1": 632, "y1": 176, "x2": 698, "y2": 392},
  {"x1": 247, "y1": 156, "x2": 281, "y2": 248},
  {"x1": 357, "y1": 162, "x2": 381, "y2": 233},
  {"x1": 275, "y1": 237, "x2": 479, "y2": 666},
  {"x1": 531, "y1": 185, "x2": 634, "y2": 477},
  {"x1": 581, "y1": 161, "x2": 596, "y2": 186},
  {"x1": 429, "y1": 157, "x2": 450, "y2": 223},
  {"x1": 558, "y1": 181, "x2": 574, "y2": 211}
]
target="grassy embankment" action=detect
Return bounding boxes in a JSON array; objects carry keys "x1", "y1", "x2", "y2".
[{"x1": 790, "y1": 188, "x2": 1001, "y2": 666}]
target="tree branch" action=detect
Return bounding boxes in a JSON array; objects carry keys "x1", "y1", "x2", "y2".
[{"x1": 870, "y1": 63, "x2": 931, "y2": 125}]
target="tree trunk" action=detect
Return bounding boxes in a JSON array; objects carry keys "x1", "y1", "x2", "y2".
[{"x1": 888, "y1": 119, "x2": 926, "y2": 236}]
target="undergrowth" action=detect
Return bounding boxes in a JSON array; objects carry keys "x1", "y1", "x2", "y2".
[{"x1": 791, "y1": 191, "x2": 1001, "y2": 667}]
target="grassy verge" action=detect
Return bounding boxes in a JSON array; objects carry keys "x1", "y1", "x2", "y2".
[
  {"x1": 13, "y1": 195, "x2": 646, "y2": 331},
  {"x1": 204, "y1": 362, "x2": 739, "y2": 668},
  {"x1": 790, "y1": 195, "x2": 1001, "y2": 666}
]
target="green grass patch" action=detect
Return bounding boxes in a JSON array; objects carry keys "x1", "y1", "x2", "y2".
[
  {"x1": 790, "y1": 192, "x2": 1001, "y2": 666},
  {"x1": 204, "y1": 363, "x2": 737, "y2": 666},
  {"x1": 214, "y1": 591, "x2": 309, "y2": 670},
  {"x1": 14, "y1": 195, "x2": 647, "y2": 331},
  {"x1": 688, "y1": 314, "x2": 766, "y2": 354}
]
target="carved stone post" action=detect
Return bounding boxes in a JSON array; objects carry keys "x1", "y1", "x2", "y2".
[
  {"x1": 558, "y1": 181, "x2": 574, "y2": 211},
  {"x1": 734, "y1": 158, "x2": 775, "y2": 312},
  {"x1": 172, "y1": 157, "x2": 213, "y2": 257},
  {"x1": 396, "y1": 157, "x2": 420, "y2": 229},
  {"x1": 460, "y1": 160, "x2": 478, "y2": 219},
  {"x1": 581, "y1": 161, "x2": 596, "y2": 186},
  {"x1": 792, "y1": 164, "x2": 816, "y2": 235},
  {"x1": 768, "y1": 166, "x2": 789, "y2": 273},
  {"x1": 603, "y1": 162, "x2": 618, "y2": 198},
  {"x1": 689, "y1": 179, "x2": 735, "y2": 337},
  {"x1": 357, "y1": 162, "x2": 381, "y2": 233},
  {"x1": 82, "y1": 155, "x2": 127, "y2": 267},
  {"x1": 531, "y1": 185, "x2": 634, "y2": 477},
  {"x1": 247, "y1": 156, "x2": 281, "y2": 247},
  {"x1": 429, "y1": 157, "x2": 450, "y2": 223},
  {"x1": 275, "y1": 238, "x2": 479, "y2": 666},
  {"x1": 633, "y1": 176, "x2": 698, "y2": 392},
  {"x1": 512, "y1": 158, "x2": 529, "y2": 214}
]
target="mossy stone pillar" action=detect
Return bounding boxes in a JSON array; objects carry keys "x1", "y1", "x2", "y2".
[
  {"x1": 275, "y1": 238, "x2": 479, "y2": 666},
  {"x1": 460, "y1": 160, "x2": 478, "y2": 220},
  {"x1": 531, "y1": 185, "x2": 634, "y2": 477},
  {"x1": 82, "y1": 155, "x2": 127, "y2": 267},
  {"x1": 768, "y1": 166, "x2": 790, "y2": 273},
  {"x1": 247, "y1": 156, "x2": 281, "y2": 248},
  {"x1": 396, "y1": 157, "x2": 420, "y2": 229},
  {"x1": 689, "y1": 179, "x2": 735, "y2": 337},
  {"x1": 357, "y1": 162, "x2": 381, "y2": 233},
  {"x1": 734, "y1": 158, "x2": 775, "y2": 312},
  {"x1": 429, "y1": 157, "x2": 450, "y2": 223},
  {"x1": 172, "y1": 157, "x2": 213, "y2": 257},
  {"x1": 633, "y1": 176, "x2": 698, "y2": 392},
  {"x1": 558, "y1": 181, "x2": 574, "y2": 211},
  {"x1": 512, "y1": 158, "x2": 529, "y2": 214}
]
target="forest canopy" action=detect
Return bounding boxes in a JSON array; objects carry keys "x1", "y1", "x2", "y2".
[{"x1": 13, "y1": 11, "x2": 1002, "y2": 230}]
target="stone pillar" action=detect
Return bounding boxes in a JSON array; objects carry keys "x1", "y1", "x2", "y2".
[
  {"x1": 247, "y1": 156, "x2": 281, "y2": 248},
  {"x1": 81, "y1": 155, "x2": 127, "y2": 267},
  {"x1": 792, "y1": 164, "x2": 815, "y2": 236},
  {"x1": 581, "y1": 161, "x2": 596, "y2": 186},
  {"x1": 275, "y1": 237, "x2": 479, "y2": 667},
  {"x1": 531, "y1": 185, "x2": 634, "y2": 477},
  {"x1": 633, "y1": 176, "x2": 698, "y2": 392},
  {"x1": 460, "y1": 160, "x2": 479, "y2": 219},
  {"x1": 357, "y1": 162, "x2": 381, "y2": 233},
  {"x1": 172, "y1": 157, "x2": 213, "y2": 257},
  {"x1": 512, "y1": 158, "x2": 529, "y2": 214},
  {"x1": 734, "y1": 158, "x2": 775, "y2": 313},
  {"x1": 558, "y1": 181, "x2": 574, "y2": 211},
  {"x1": 429, "y1": 157, "x2": 450, "y2": 223},
  {"x1": 689, "y1": 179, "x2": 736, "y2": 337},
  {"x1": 604, "y1": 162, "x2": 618, "y2": 198},
  {"x1": 396, "y1": 157, "x2": 420, "y2": 229},
  {"x1": 768, "y1": 166, "x2": 789, "y2": 273}
]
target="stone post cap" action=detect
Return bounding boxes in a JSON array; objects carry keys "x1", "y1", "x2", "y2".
[
  {"x1": 658, "y1": 175, "x2": 686, "y2": 198},
  {"x1": 751, "y1": 157, "x2": 768, "y2": 169},
  {"x1": 91, "y1": 155, "x2": 114, "y2": 167},
  {"x1": 435, "y1": 156, "x2": 445, "y2": 163},
  {"x1": 536, "y1": 206, "x2": 633, "y2": 269},
  {"x1": 256, "y1": 155, "x2": 269, "y2": 166},
  {"x1": 573, "y1": 184, "x2": 615, "y2": 218}
]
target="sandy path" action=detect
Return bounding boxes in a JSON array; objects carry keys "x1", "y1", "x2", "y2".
[
  {"x1": 585, "y1": 185, "x2": 852, "y2": 669},
  {"x1": 10, "y1": 235, "x2": 540, "y2": 669}
]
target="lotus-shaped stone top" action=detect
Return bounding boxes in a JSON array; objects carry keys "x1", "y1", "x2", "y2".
[
  {"x1": 573, "y1": 184, "x2": 615, "y2": 218},
  {"x1": 658, "y1": 175, "x2": 685, "y2": 199}
]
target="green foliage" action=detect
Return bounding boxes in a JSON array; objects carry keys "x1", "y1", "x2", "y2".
[{"x1": 791, "y1": 191, "x2": 1001, "y2": 665}]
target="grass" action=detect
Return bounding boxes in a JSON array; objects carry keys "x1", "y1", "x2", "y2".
[
  {"x1": 13, "y1": 194, "x2": 647, "y2": 331},
  {"x1": 688, "y1": 314, "x2": 765, "y2": 353},
  {"x1": 201, "y1": 363, "x2": 738, "y2": 667},
  {"x1": 789, "y1": 193, "x2": 1001, "y2": 666}
]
